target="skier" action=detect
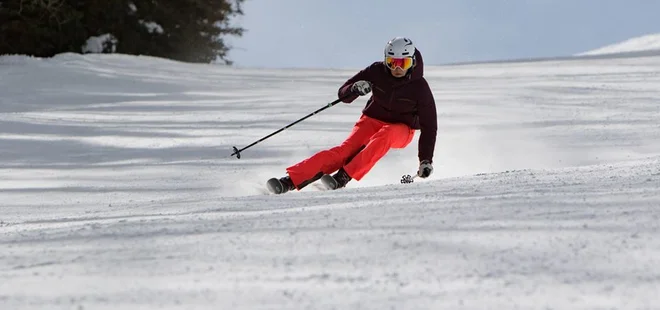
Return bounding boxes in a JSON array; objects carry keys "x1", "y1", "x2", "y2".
[{"x1": 267, "y1": 36, "x2": 437, "y2": 194}]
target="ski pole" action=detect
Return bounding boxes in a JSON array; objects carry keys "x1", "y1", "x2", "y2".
[{"x1": 231, "y1": 93, "x2": 353, "y2": 159}]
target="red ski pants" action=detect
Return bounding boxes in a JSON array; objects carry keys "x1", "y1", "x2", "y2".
[{"x1": 286, "y1": 115, "x2": 415, "y2": 188}]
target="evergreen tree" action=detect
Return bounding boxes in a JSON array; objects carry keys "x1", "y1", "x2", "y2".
[
  {"x1": 0, "y1": 0, "x2": 245, "y2": 63},
  {"x1": 0, "y1": 0, "x2": 85, "y2": 57}
]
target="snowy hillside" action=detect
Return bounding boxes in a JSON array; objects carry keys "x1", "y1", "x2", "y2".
[
  {"x1": 577, "y1": 33, "x2": 660, "y2": 56},
  {"x1": 1, "y1": 52, "x2": 660, "y2": 310}
]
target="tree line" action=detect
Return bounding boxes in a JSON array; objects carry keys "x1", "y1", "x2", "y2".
[{"x1": 0, "y1": 0, "x2": 245, "y2": 63}]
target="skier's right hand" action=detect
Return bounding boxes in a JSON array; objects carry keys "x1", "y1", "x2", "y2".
[
  {"x1": 351, "y1": 80, "x2": 372, "y2": 96},
  {"x1": 417, "y1": 160, "x2": 433, "y2": 178}
]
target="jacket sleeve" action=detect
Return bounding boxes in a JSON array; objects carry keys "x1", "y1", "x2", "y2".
[
  {"x1": 418, "y1": 79, "x2": 437, "y2": 163},
  {"x1": 338, "y1": 63, "x2": 376, "y2": 103}
]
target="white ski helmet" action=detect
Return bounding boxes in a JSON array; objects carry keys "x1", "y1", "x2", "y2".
[{"x1": 384, "y1": 37, "x2": 415, "y2": 58}]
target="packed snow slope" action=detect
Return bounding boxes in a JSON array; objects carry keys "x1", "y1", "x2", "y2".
[{"x1": 1, "y1": 52, "x2": 659, "y2": 310}]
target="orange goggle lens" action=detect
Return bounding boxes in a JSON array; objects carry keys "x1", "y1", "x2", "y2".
[{"x1": 385, "y1": 56, "x2": 413, "y2": 70}]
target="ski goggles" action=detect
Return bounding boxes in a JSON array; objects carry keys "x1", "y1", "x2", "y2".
[{"x1": 385, "y1": 56, "x2": 414, "y2": 70}]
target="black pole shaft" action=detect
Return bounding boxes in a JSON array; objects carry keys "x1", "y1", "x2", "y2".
[{"x1": 231, "y1": 94, "x2": 350, "y2": 158}]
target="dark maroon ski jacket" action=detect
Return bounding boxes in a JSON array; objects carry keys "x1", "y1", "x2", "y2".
[{"x1": 338, "y1": 48, "x2": 438, "y2": 163}]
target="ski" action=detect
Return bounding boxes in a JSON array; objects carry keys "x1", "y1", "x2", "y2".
[{"x1": 267, "y1": 173, "x2": 417, "y2": 194}]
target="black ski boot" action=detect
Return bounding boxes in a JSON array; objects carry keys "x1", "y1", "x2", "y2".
[
  {"x1": 267, "y1": 176, "x2": 296, "y2": 194},
  {"x1": 320, "y1": 168, "x2": 352, "y2": 190}
]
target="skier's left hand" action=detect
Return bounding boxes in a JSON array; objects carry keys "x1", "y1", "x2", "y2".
[{"x1": 417, "y1": 160, "x2": 433, "y2": 178}]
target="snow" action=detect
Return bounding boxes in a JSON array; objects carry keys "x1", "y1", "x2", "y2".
[
  {"x1": 1, "y1": 52, "x2": 660, "y2": 309},
  {"x1": 128, "y1": 2, "x2": 137, "y2": 14},
  {"x1": 139, "y1": 20, "x2": 164, "y2": 34},
  {"x1": 577, "y1": 33, "x2": 660, "y2": 56},
  {"x1": 81, "y1": 34, "x2": 118, "y2": 54}
]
